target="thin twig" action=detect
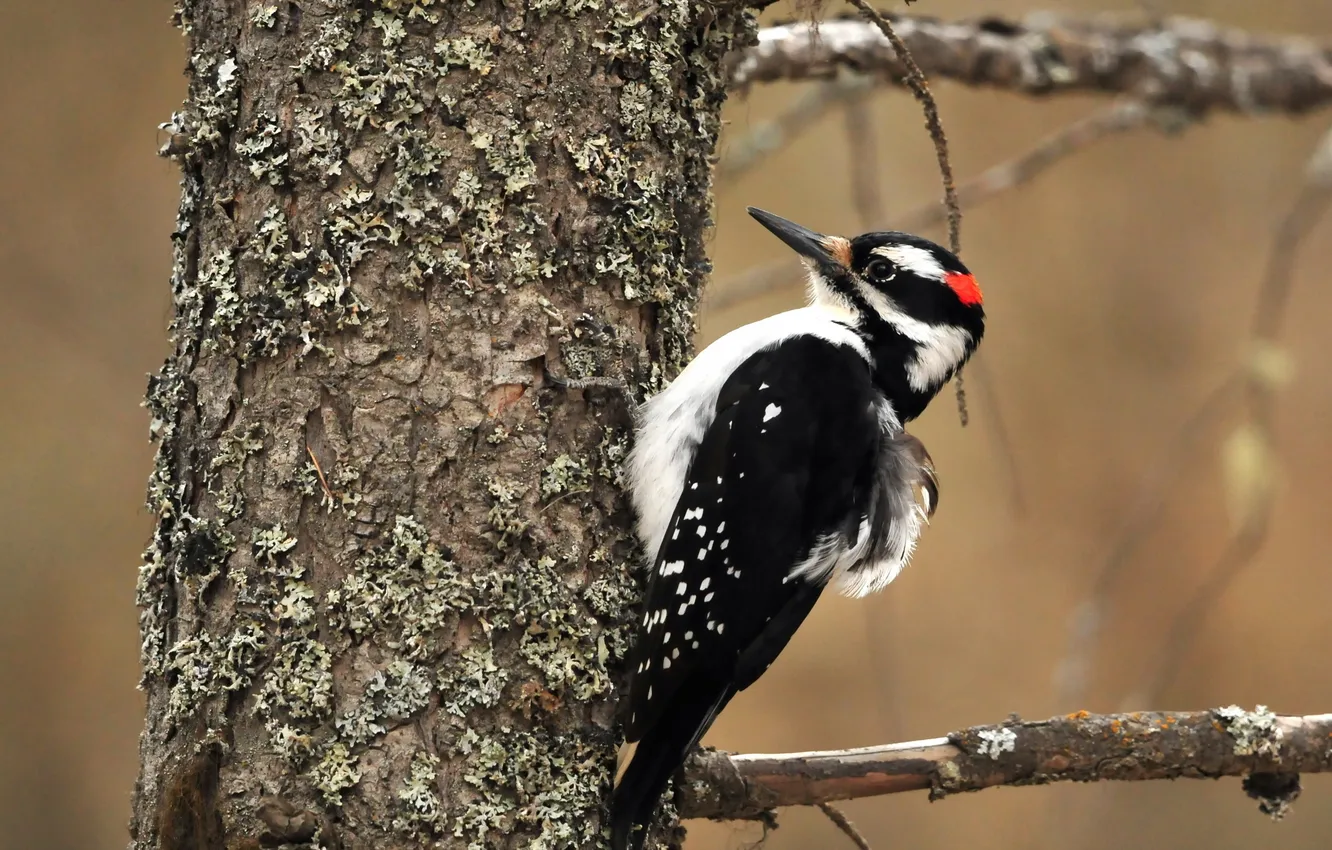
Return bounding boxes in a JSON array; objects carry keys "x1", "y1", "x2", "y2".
[
  {"x1": 680, "y1": 709, "x2": 1332, "y2": 819},
  {"x1": 817, "y1": 802, "x2": 874, "y2": 850},
  {"x1": 845, "y1": 0, "x2": 960, "y2": 254}
]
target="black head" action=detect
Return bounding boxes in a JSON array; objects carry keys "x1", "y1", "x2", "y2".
[{"x1": 747, "y1": 207, "x2": 986, "y2": 416}]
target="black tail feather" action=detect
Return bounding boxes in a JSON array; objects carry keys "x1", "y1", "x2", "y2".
[{"x1": 611, "y1": 676, "x2": 734, "y2": 850}]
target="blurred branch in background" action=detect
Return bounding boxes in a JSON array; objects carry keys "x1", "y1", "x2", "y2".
[
  {"x1": 896, "y1": 99, "x2": 1151, "y2": 232},
  {"x1": 729, "y1": 15, "x2": 1332, "y2": 116},
  {"x1": 682, "y1": 708, "x2": 1332, "y2": 821},
  {"x1": 1057, "y1": 125, "x2": 1332, "y2": 710},
  {"x1": 1125, "y1": 125, "x2": 1332, "y2": 708},
  {"x1": 716, "y1": 76, "x2": 873, "y2": 186}
]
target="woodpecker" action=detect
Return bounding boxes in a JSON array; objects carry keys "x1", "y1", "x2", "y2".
[{"x1": 609, "y1": 208, "x2": 985, "y2": 850}]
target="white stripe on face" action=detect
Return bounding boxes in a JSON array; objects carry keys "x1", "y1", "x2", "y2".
[
  {"x1": 871, "y1": 244, "x2": 945, "y2": 282},
  {"x1": 852, "y1": 278, "x2": 972, "y2": 392}
]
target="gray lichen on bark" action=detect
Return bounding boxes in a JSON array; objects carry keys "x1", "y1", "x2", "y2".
[{"x1": 133, "y1": 1, "x2": 755, "y2": 847}]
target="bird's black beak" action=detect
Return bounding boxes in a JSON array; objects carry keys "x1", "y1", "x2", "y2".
[{"x1": 747, "y1": 207, "x2": 851, "y2": 272}]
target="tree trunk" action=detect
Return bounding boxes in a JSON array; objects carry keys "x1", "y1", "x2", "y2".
[{"x1": 132, "y1": 2, "x2": 753, "y2": 847}]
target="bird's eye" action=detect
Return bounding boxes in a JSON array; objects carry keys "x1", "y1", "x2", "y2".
[{"x1": 865, "y1": 259, "x2": 894, "y2": 283}]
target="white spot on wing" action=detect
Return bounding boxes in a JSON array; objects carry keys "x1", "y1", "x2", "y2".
[{"x1": 763, "y1": 403, "x2": 782, "y2": 422}]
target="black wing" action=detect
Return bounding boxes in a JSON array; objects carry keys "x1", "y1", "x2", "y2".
[
  {"x1": 624, "y1": 336, "x2": 881, "y2": 737},
  {"x1": 612, "y1": 336, "x2": 882, "y2": 849}
]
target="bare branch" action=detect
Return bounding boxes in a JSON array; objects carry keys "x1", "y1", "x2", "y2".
[
  {"x1": 679, "y1": 709, "x2": 1332, "y2": 820},
  {"x1": 729, "y1": 15, "x2": 1332, "y2": 117}
]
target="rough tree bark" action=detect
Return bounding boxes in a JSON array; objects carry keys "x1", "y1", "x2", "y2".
[{"x1": 133, "y1": 1, "x2": 754, "y2": 848}]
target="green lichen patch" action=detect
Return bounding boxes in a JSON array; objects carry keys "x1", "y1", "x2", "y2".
[
  {"x1": 255, "y1": 637, "x2": 336, "y2": 725},
  {"x1": 309, "y1": 742, "x2": 362, "y2": 807},
  {"x1": 164, "y1": 619, "x2": 268, "y2": 719},
  {"x1": 484, "y1": 477, "x2": 530, "y2": 549},
  {"x1": 438, "y1": 643, "x2": 508, "y2": 716},
  {"x1": 327, "y1": 515, "x2": 482, "y2": 655},
  {"x1": 450, "y1": 726, "x2": 612, "y2": 850},
  {"x1": 394, "y1": 750, "x2": 445, "y2": 836},
  {"x1": 336, "y1": 660, "x2": 434, "y2": 747},
  {"x1": 540, "y1": 454, "x2": 590, "y2": 500}
]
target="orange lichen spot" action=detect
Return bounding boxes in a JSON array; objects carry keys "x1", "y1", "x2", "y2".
[
  {"x1": 484, "y1": 383, "x2": 526, "y2": 417},
  {"x1": 1066, "y1": 710, "x2": 1090, "y2": 720}
]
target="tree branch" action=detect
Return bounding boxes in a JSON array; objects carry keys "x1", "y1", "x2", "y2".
[
  {"x1": 679, "y1": 709, "x2": 1332, "y2": 820},
  {"x1": 729, "y1": 15, "x2": 1332, "y2": 116}
]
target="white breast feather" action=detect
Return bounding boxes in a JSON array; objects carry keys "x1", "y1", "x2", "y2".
[{"x1": 626, "y1": 306, "x2": 869, "y2": 566}]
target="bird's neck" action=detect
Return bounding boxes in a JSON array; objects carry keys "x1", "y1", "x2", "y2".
[
  {"x1": 862, "y1": 332, "x2": 938, "y2": 422},
  {"x1": 857, "y1": 316, "x2": 969, "y2": 423}
]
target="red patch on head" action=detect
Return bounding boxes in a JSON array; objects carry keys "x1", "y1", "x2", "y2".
[{"x1": 945, "y1": 272, "x2": 982, "y2": 306}]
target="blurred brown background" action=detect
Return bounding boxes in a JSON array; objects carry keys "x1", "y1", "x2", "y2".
[{"x1": 2, "y1": 1, "x2": 1329, "y2": 848}]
